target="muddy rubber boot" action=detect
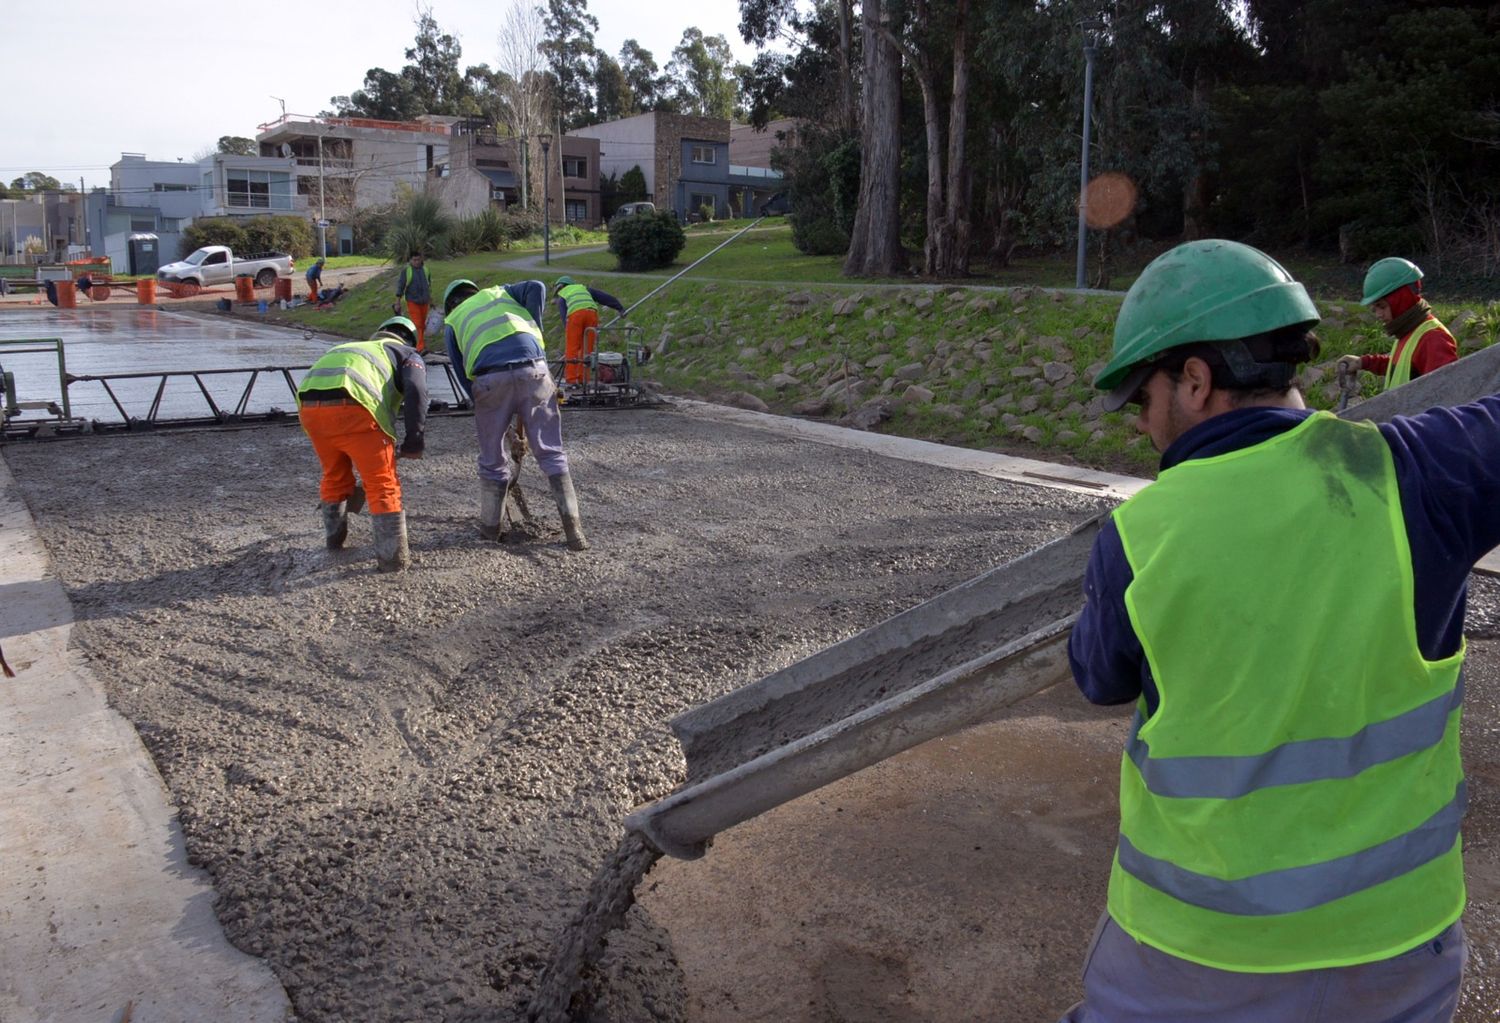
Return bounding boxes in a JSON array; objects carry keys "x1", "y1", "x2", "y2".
[
  {"x1": 478, "y1": 478, "x2": 505, "y2": 541},
  {"x1": 547, "y1": 472, "x2": 590, "y2": 552},
  {"x1": 321, "y1": 500, "x2": 349, "y2": 550},
  {"x1": 345, "y1": 485, "x2": 366, "y2": 516},
  {"x1": 372, "y1": 510, "x2": 410, "y2": 572}
]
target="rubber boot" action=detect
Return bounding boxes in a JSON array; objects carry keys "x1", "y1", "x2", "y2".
[
  {"x1": 346, "y1": 485, "x2": 366, "y2": 516},
  {"x1": 372, "y1": 510, "x2": 410, "y2": 572},
  {"x1": 478, "y1": 478, "x2": 506, "y2": 541},
  {"x1": 547, "y1": 473, "x2": 590, "y2": 552},
  {"x1": 321, "y1": 500, "x2": 348, "y2": 550}
]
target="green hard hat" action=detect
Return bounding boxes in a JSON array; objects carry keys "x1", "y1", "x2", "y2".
[
  {"x1": 443, "y1": 278, "x2": 479, "y2": 312},
  {"x1": 556, "y1": 276, "x2": 575, "y2": 287},
  {"x1": 1095, "y1": 239, "x2": 1320, "y2": 407},
  {"x1": 373, "y1": 315, "x2": 417, "y2": 345},
  {"x1": 1360, "y1": 257, "x2": 1422, "y2": 306}
]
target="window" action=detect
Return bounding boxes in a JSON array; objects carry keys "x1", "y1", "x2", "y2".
[
  {"x1": 690, "y1": 193, "x2": 716, "y2": 214},
  {"x1": 203, "y1": 251, "x2": 227, "y2": 266},
  {"x1": 565, "y1": 199, "x2": 588, "y2": 223},
  {"x1": 226, "y1": 169, "x2": 292, "y2": 210},
  {"x1": 153, "y1": 183, "x2": 191, "y2": 192},
  {"x1": 130, "y1": 218, "x2": 155, "y2": 232},
  {"x1": 562, "y1": 156, "x2": 586, "y2": 178},
  {"x1": 690, "y1": 145, "x2": 716, "y2": 165}
]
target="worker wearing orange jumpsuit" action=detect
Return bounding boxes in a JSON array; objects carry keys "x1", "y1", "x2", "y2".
[{"x1": 553, "y1": 277, "x2": 625, "y2": 385}]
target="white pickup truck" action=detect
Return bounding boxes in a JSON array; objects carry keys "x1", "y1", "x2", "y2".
[{"x1": 156, "y1": 246, "x2": 295, "y2": 294}]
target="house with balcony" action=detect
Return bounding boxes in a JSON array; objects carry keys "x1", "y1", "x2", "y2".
[
  {"x1": 729, "y1": 119, "x2": 796, "y2": 215},
  {"x1": 431, "y1": 124, "x2": 602, "y2": 226},
  {"x1": 573, "y1": 112, "x2": 742, "y2": 221}
]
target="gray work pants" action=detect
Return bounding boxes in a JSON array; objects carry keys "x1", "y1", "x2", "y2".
[
  {"x1": 1058, "y1": 914, "x2": 1466, "y2": 1023},
  {"x1": 472, "y1": 361, "x2": 569, "y2": 484}
]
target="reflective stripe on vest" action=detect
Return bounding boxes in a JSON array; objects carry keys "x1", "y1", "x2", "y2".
[
  {"x1": 559, "y1": 282, "x2": 598, "y2": 315},
  {"x1": 1383, "y1": 317, "x2": 1445, "y2": 390},
  {"x1": 449, "y1": 286, "x2": 541, "y2": 378},
  {"x1": 1108, "y1": 412, "x2": 1465, "y2": 972},
  {"x1": 298, "y1": 340, "x2": 402, "y2": 438}
]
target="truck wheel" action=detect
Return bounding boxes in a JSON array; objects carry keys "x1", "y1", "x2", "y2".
[
  {"x1": 180, "y1": 281, "x2": 201, "y2": 297},
  {"x1": 255, "y1": 268, "x2": 276, "y2": 288}
]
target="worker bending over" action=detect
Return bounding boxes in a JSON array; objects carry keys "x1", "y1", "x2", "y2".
[
  {"x1": 553, "y1": 276, "x2": 625, "y2": 385},
  {"x1": 442, "y1": 279, "x2": 589, "y2": 551},
  {"x1": 297, "y1": 316, "x2": 428, "y2": 572},
  {"x1": 394, "y1": 251, "x2": 432, "y2": 352},
  {"x1": 1338, "y1": 257, "x2": 1457, "y2": 391},
  {"x1": 1062, "y1": 240, "x2": 1499, "y2": 1022}
]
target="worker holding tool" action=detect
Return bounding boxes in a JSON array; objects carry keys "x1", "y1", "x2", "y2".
[
  {"x1": 305, "y1": 257, "x2": 326, "y2": 304},
  {"x1": 1337, "y1": 257, "x2": 1457, "y2": 391},
  {"x1": 394, "y1": 251, "x2": 432, "y2": 352},
  {"x1": 553, "y1": 276, "x2": 625, "y2": 385},
  {"x1": 442, "y1": 279, "x2": 589, "y2": 551},
  {"x1": 1061, "y1": 239, "x2": 1500, "y2": 1023},
  {"x1": 297, "y1": 315, "x2": 428, "y2": 572}
]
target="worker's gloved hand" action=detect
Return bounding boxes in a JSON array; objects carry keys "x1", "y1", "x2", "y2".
[
  {"x1": 1337, "y1": 354, "x2": 1363, "y2": 374},
  {"x1": 393, "y1": 302, "x2": 402, "y2": 315}
]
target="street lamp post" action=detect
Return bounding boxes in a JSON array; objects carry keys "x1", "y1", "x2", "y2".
[
  {"x1": 1075, "y1": 21, "x2": 1101, "y2": 290},
  {"x1": 539, "y1": 133, "x2": 553, "y2": 266}
]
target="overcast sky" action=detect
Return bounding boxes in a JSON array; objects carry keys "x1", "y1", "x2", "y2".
[{"x1": 6, "y1": 0, "x2": 763, "y2": 184}]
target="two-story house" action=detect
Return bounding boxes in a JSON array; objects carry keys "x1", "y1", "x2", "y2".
[
  {"x1": 431, "y1": 124, "x2": 602, "y2": 226},
  {"x1": 572, "y1": 112, "x2": 735, "y2": 221}
]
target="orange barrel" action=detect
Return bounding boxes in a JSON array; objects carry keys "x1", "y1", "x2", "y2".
[
  {"x1": 274, "y1": 276, "x2": 292, "y2": 302},
  {"x1": 137, "y1": 278, "x2": 157, "y2": 304},
  {"x1": 55, "y1": 279, "x2": 77, "y2": 308},
  {"x1": 235, "y1": 275, "x2": 255, "y2": 301}
]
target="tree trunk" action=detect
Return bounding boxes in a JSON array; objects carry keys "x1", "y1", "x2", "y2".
[
  {"x1": 837, "y1": 0, "x2": 856, "y2": 136},
  {"x1": 942, "y1": 0, "x2": 971, "y2": 275},
  {"x1": 844, "y1": 0, "x2": 904, "y2": 277},
  {"x1": 914, "y1": 62, "x2": 944, "y2": 276}
]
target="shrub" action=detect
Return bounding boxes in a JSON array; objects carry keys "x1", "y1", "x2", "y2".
[
  {"x1": 385, "y1": 193, "x2": 455, "y2": 261},
  {"x1": 181, "y1": 216, "x2": 313, "y2": 259},
  {"x1": 698, "y1": 202, "x2": 715, "y2": 223},
  {"x1": 608, "y1": 209, "x2": 686, "y2": 271}
]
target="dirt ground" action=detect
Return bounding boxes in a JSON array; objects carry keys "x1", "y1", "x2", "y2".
[{"x1": 6, "y1": 405, "x2": 1499, "y2": 1022}]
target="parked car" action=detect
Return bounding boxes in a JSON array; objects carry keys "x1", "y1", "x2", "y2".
[
  {"x1": 758, "y1": 192, "x2": 791, "y2": 216},
  {"x1": 156, "y1": 246, "x2": 295, "y2": 292},
  {"x1": 609, "y1": 201, "x2": 657, "y2": 225}
]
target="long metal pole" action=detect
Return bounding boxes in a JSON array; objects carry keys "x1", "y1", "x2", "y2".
[
  {"x1": 610, "y1": 216, "x2": 766, "y2": 322},
  {"x1": 317, "y1": 133, "x2": 327, "y2": 259},
  {"x1": 1074, "y1": 39, "x2": 1096, "y2": 290},
  {"x1": 542, "y1": 143, "x2": 551, "y2": 266}
]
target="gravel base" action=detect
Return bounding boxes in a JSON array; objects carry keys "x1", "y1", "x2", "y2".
[{"x1": 4, "y1": 406, "x2": 1104, "y2": 1022}]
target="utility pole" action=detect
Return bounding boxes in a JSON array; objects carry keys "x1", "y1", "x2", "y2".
[
  {"x1": 540, "y1": 132, "x2": 553, "y2": 265},
  {"x1": 1075, "y1": 21, "x2": 1100, "y2": 290},
  {"x1": 317, "y1": 130, "x2": 327, "y2": 259}
]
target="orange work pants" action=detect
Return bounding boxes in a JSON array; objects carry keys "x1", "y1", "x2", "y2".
[
  {"x1": 564, "y1": 309, "x2": 599, "y2": 384},
  {"x1": 299, "y1": 403, "x2": 403, "y2": 513},
  {"x1": 406, "y1": 300, "x2": 430, "y2": 352}
]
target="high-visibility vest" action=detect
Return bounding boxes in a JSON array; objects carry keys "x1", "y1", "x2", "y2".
[
  {"x1": 1108, "y1": 411, "x2": 1465, "y2": 972},
  {"x1": 399, "y1": 265, "x2": 428, "y2": 300},
  {"x1": 1383, "y1": 317, "x2": 1447, "y2": 390},
  {"x1": 558, "y1": 282, "x2": 598, "y2": 316},
  {"x1": 448, "y1": 286, "x2": 542, "y2": 377},
  {"x1": 298, "y1": 340, "x2": 401, "y2": 438}
]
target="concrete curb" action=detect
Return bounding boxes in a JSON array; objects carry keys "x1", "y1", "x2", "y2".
[
  {"x1": 666, "y1": 398, "x2": 1148, "y2": 501},
  {"x1": 0, "y1": 455, "x2": 292, "y2": 1023}
]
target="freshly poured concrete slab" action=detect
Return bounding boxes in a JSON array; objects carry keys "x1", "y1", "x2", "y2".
[
  {"x1": 0, "y1": 456, "x2": 292, "y2": 1023},
  {"x1": 0, "y1": 307, "x2": 335, "y2": 424}
]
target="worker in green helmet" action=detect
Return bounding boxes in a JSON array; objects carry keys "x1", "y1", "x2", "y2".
[
  {"x1": 1058, "y1": 239, "x2": 1500, "y2": 1022},
  {"x1": 1337, "y1": 257, "x2": 1457, "y2": 391}
]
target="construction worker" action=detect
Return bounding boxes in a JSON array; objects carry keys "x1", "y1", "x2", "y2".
[
  {"x1": 1338, "y1": 257, "x2": 1457, "y2": 391},
  {"x1": 1061, "y1": 239, "x2": 1500, "y2": 1022},
  {"x1": 553, "y1": 276, "x2": 625, "y2": 385},
  {"x1": 305, "y1": 257, "x2": 326, "y2": 303},
  {"x1": 442, "y1": 278, "x2": 589, "y2": 551},
  {"x1": 297, "y1": 316, "x2": 428, "y2": 572},
  {"x1": 393, "y1": 251, "x2": 432, "y2": 352}
]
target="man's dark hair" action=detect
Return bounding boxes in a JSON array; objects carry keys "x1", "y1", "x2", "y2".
[{"x1": 1158, "y1": 326, "x2": 1321, "y2": 403}]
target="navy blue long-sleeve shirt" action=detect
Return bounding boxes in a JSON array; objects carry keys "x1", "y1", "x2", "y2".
[
  {"x1": 1069, "y1": 397, "x2": 1500, "y2": 714},
  {"x1": 555, "y1": 285, "x2": 625, "y2": 320},
  {"x1": 444, "y1": 280, "x2": 548, "y2": 399}
]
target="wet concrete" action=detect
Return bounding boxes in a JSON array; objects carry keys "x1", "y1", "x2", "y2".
[{"x1": 3, "y1": 405, "x2": 1104, "y2": 1022}]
